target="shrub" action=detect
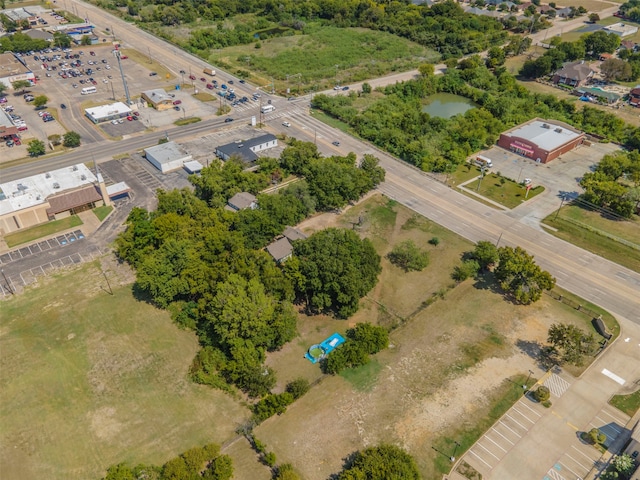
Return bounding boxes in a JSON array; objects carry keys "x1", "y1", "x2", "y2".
[
  {"x1": 264, "y1": 452, "x2": 277, "y2": 467},
  {"x1": 252, "y1": 392, "x2": 295, "y2": 422},
  {"x1": 428, "y1": 236, "x2": 440, "y2": 246},
  {"x1": 588, "y1": 428, "x2": 606, "y2": 445},
  {"x1": 285, "y1": 378, "x2": 310, "y2": 399},
  {"x1": 387, "y1": 240, "x2": 429, "y2": 272},
  {"x1": 533, "y1": 386, "x2": 550, "y2": 402},
  {"x1": 274, "y1": 463, "x2": 300, "y2": 480},
  {"x1": 452, "y1": 259, "x2": 480, "y2": 282}
]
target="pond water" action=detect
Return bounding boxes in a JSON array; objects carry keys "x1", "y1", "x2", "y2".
[{"x1": 422, "y1": 93, "x2": 478, "y2": 119}]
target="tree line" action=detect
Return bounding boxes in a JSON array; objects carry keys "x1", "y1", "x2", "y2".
[
  {"x1": 117, "y1": 143, "x2": 384, "y2": 398},
  {"x1": 87, "y1": 0, "x2": 508, "y2": 60},
  {"x1": 312, "y1": 60, "x2": 639, "y2": 173}
]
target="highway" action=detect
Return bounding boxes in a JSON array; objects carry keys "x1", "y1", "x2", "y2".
[{"x1": 2, "y1": 0, "x2": 638, "y2": 325}]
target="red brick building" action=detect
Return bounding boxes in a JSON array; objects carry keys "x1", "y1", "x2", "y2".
[{"x1": 497, "y1": 119, "x2": 585, "y2": 164}]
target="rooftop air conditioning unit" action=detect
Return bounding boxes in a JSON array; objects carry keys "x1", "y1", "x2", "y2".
[
  {"x1": 81, "y1": 174, "x2": 86, "y2": 180},
  {"x1": 72, "y1": 165, "x2": 78, "y2": 171},
  {"x1": 555, "y1": 128, "x2": 562, "y2": 133},
  {"x1": 53, "y1": 182, "x2": 60, "y2": 189},
  {"x1": 542, "y1": 123, "x2": 550, "y2": 129},
  {"x1": 45, "y1": 172, "x2": 51, "y2": 178}
]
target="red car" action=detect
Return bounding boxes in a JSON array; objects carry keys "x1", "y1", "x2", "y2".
[
  {"x1": 206, "y1": 84, "x2": 213, "y2": 90},
  {"x1": 200, "y1": 77, "x2": 206, "y2": 82},
  {"x1": 189, "y1": 74, "x2": 196, "y2": 80},
  {"x1": 133, "y1": 111, "x2": 140, "y2": 116},
  {"x1": 126, "y1": 115, "x2": 133, "y2": 121},
  {"x1": 17, "y1": 125, "x2": 28, "y2": 132},
  {"x1": 173, "y1": 100, "x2": 182, "y2": 105},
  {"x1": 13, "y1": 137, "x2": 21, "y2": 145},
  {"x1": 120, "y1": 55, "x2": 128, "y2": 60}
]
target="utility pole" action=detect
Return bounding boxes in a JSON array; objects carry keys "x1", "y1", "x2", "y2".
[
  {"x1": 476, "y1": 166, "x2": 486, "y2": 192},
  {"x1": 1, "y1": 269, "x2": 14, "y2": 295},
  {"x1": 113, "y1": 48, "x2": 131, "y2": 105},
  {"x1": 110, "y1": 79, "x2": 115, "y2": 101}
]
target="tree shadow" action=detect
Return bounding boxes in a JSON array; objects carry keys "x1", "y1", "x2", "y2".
[
  {"x1": 131, "y1": 282, "x2": 155, "y2": 304},
  {"x1": 515, "y1": 339, "x2": 542, "y2": 361},
  {"x1": 557, "y1": 190, "x2": 579, "y2": 200},
  {"x1": 472, "y1": 272, "x2": 520, "y2": 305}
]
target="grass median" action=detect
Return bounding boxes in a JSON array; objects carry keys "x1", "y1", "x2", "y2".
[{"x1": 4, "y1": 215, "x2": 83, "y2": 248}]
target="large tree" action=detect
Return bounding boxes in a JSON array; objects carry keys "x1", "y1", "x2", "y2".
[
  {"x1": 494, "y1": 246, "x2": 555, "y2": 304},
  {"x1": 27, "y1": 139, "x2": 46, "y2": 157},
  {"x1": 290, "y1": 228, "x2": 381, "y2": 318},
  {"x1": 338, "y1": 445, "x2": 420, "y2": 480},
  {"x1": 63, "y1": 131, "x2": 81, "y2": 148},
  {"x1": 547, "y1": 323, "x2": 596, "y2": 366}
]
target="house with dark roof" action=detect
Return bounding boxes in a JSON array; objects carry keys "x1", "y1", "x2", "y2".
[
  {"x1": 283, "y1": 226, "x2": 307, "y2": 242},
  {"x1": 25, "y1": 29, "x2": 54, "y2": 42},
  {"x1": 265, "y1": 227, "x2": 307, "y2": 263},
  {"x1": 226, "y1": 192, "x2": 257, "y2": 211},
  {"x1": 552, "y1": 61, "x2": 594, "y2": 87},
  {"x1": 556, "y1": 7, "x2": 573, "y2": 17},
  {"x1": 215, "y1": 134, "x2": 278, "y2": 163},
  {"x1": 629, "y1": 87, "x2": 640, "y2": 107}
]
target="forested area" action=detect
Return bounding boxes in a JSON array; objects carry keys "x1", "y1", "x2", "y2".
[
  {"x1": 104, "y1": 443, "x2": 233, "y2": 480},
  {"x1": 116, "y1": 143, "x2": 385, "y2": 398},
  {"x1": 619, "y1": 0, "x2": 640, "y2": 22},
  {"x1": 88, "y1": 0, "x2": 507, "y2": 59},
  {"x1": 312, "y1": 61, "x2": 639, "y2": 172}
]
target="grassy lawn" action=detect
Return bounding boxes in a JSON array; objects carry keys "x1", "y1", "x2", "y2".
[
  {"x1": 174, "y1": 117, "x2": 201, "y2": 126},
  {"x1": 193, "y1": 92, "x2": 216, "y2": 102},
  {"x1": 467, "y1": 173, "x2": 544, "y2": 209},
  {"x1": 257, "y1": 194, "x2": 611, "y2": 480},
  {"x1": 542, "y1": 204, "x2": 640, "y2": 273},
  {"x1": 93, "y1": 205, "x2": 113, "y2": 221},
  {"x1": 4, "y1": 216, "x2": 83, "y2": 248},
  {"x1": 0, "y1": 261, "x2": 248, "y2": 480},
  {"x1": 609, "y1": 389, "x2": 640, "y2": 417},
  {"x1": 208, "y1": 26, "x2": 438, "y2": 92}
]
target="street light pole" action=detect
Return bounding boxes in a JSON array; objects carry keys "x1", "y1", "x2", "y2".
[
  {"x1": 523, "y1": 370, "x2": 534, "y2": 391},
  {"x1": 476, "y1": 166, "x2": 486, "y2": 192},
  {"x1": 554, "y1": 194, "x2": 566, "y2": 220}
]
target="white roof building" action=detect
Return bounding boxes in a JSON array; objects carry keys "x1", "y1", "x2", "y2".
[
  {"x1": 603, "y1": 23, "x2": 639, "y2": 37},
  {"x1": 84, "y1": 102, "x2": 132, "y2": 124},
  {"x1": 144, "y1": 141, "x2": 192, "y2": 173},
  {"x1": 0, "y1": 164, "x2": 99, "y2": 234},
  {"x1": 505, "y1": 120, "x2": 582, "y2": 152}
]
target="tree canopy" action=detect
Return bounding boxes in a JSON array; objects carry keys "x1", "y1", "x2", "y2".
[
  {"x1": 338, "y1": 445, "x2": 421, "y2": 480},
  {"x1": 289, "y1": 228, "x2": 381, "y2": 318},
  {"x1": 494, "y1": 246, "x2": 556, "y2": 304}
]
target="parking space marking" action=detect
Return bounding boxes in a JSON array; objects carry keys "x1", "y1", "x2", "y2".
[
  {"x1": 563, "y1": 451, "x2": 592, "y2": 476},
  {"x1": 511, "y1": 405, "x2": 536, "y2": 424},
  {"x1": 476, "y1": 442, "x2": 502, "y2": 462},
  {"x1": 594, "y1": 417, "x2": 622, "y2": 434},
  {"x1": 600, "y1": 408, "x2": 627, "y2": 425},
  {"x1": 504, "y1": 413, "x2": 528, "y2": 431},
  {"x1": 571, "y1": 445, "x2": 596, "y2": 463},
  {"x1": 558, "y1": 458, "x2": 584, "y2": 479},
  {"x1": 468, "y1": 449, "x2": 493, "y2": 469},
  {"x1": 483, "y1": 434, "x2": 508, "y2": 453},
  {"x1": 545, "y1": 466, "x2": 566, "y2": 480},
  {"x1": 491, "y1": 427, "x2": 515, "y2": 445},
  {"x1": 498, "y1": 419, "x2": 522, "y2": 439},
  {"x1": 518, "y1": 400, "x2": 542, "y2": 417}
]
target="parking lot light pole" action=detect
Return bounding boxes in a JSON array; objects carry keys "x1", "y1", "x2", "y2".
[
  {"x1": 523, "y1": 369, "x2": 534, "y2": 391},
  {"x1": 450, "y1": 441, "x2": 461, "y2": 462}
]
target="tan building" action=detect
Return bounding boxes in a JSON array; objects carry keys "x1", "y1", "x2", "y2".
[
  {"x1": 141, "y1": 89, "x2": 174, "y2": 110},
  {"x1": 0, "y1": 164, "x2": 108, "y2": 235}
]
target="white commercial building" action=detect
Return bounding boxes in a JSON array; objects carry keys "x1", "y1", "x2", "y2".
[
  {"x1": 603, "y1": 23, "x2": 639, "y2": 37},
  {"x1": 0, "y1": 53, "x2": 36, "y2": 91},
  {"x1": 84, "y1": 102, "x2": 132, "y2": 124},
  {"x1": 144, "y1": 141, "x2": 192, "y2": 173}
]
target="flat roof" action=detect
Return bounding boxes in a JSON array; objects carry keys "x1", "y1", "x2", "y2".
[
  {"x1": 183, "y1": 160, "x2": 203, "y2": 173},
  {"x1": 106, "y1": 182, "x2": 131, "y2": 196},
  {"x1": 85, "y1": 102, "x2": 132, "y2": 119},
  {"x1": 0, "y1": 109, "x2": 14, "y2": 129},
  {"x1": 604, "y1": 23, "x2": 638, "y2": 34},
  {"x1": 505, "y1": 120, "x2": 582, "y2": 151},
  {"x1": 0, "y1": 53, "x2": 31, "y2": 77},
  {"x1": 0, "y1": 164, "x2": 97, "y2": 216},
  {"x1": 144, "y1": 141, "x2": 191, "y2": 165}
]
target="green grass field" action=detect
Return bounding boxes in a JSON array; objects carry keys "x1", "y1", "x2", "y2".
[
  {"x1": 609, "y1": 390, "x2": 640, "y2": 417},
  {"x1": 4, "y1": 216, "x2": 83, "y2": 248},
  {"x1": 209, "y1": 26, "x2": 438, "y2": 92},
  {"x1": 543, "y1": 204, "x2": 640, "y2": 273},
  {"x1": 0, "y1": 262, "x2": 248, "y2": 480},
  {"x1": 93, "y1": 205, "x2": 113, "y2": 221},
  {"x1": 468, "y1": 173, "x2": 544, "y2": 208}
]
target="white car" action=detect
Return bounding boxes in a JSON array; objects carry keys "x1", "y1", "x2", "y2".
[
  {"x1": 110, "y1": 119, "x2": 119, "y2": 125},
  {"x1": 282, "y1": 122, "x2": 291, "y2": 127},
  {"x1": 38, "y1": 111, "x2": 49, "y2": 117}
]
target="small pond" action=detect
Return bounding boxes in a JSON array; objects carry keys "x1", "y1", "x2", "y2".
[{"x1": 422, "y1": 93, "x2": 478, "y2": 119}]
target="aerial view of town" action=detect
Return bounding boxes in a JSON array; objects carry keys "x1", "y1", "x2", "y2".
[{"x1": 1, "y1": 0, "x2": 639, "y2": 478}]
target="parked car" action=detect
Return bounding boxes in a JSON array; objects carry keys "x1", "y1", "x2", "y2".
[
  {"x1": 173, "y1": 100, "x2": 182, "y2": 105},
  {"x1": 332, "y1": 141, "x2": 340, "y2": 146},
  {"x1": 149, "y1": 72, "x2": 157, "y2": 76},
  {"x1": 18, "y1": 125, "x2": 28, "y2": 131},
  {"x1": 239, "y1": 79, "x2": 245, "y2": 84},
  {"x1": 189, "y1": 74, "x2": 196, "y2": 80},
  {"x1": 35, "y1": 105, "x2": 47, "y2": 111},
  {"x1": 173, "y1": 106, "x2": 180, "y2": 111},
  {"x1": 342, "y1": 86, "x2": 349, "y2": 91},
  {"x1": 179, "y1": 69, "x2": 186, "y2": 74},
  {"x1": 206, "y1": 84, "x2": 214, "y2": 90},
  {"x1": 126, "y1": 115, "x2": 133, "y2": 121},
  {"x1": 6, "y1": 140, "x2": 14, "y2": 147},
  {"x1": 282, "y1": 122, "x2": 291, "y2": 127},
  {"x1": 199, "y1": 77, "x2": 206, "y2": 82},
  {"x1": 224, "y1": 118, "x2": 234, "y2": 123},
  {"x1": 228, "y1": 80, "x2": 234, "y2": 84},
  {"x1": 90, "y1": 51, "x2": 96, "y2": 56},
  {"x1": 61, "y1": 104, "x2": 67, "y2": 109},
  {"x1": 110, "y1": 119, "x2": 119, "y2": 125},
  {"x1": 119, "y1": 55, "x2": 128, "y2": 59}
]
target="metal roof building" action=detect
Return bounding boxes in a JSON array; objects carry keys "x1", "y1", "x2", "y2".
[
  {"x1": 603, "y1": 22, "x2": 639, "y2": 37},
  {"x1": 215, "y1": 134, "x2": 278, "y2": 163},
  {"x1": 497, "y1": 119, "x2": 585, "y2": 164}
]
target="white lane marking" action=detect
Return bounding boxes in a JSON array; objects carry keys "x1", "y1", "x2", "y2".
[
  {"x1": 477, "y1": 442, "x2": 501, "y2": 461},
  {"x1": 505, "y1": 413, "x2": 528, "y2": 431},
  {"x1": 484, "y1": 434, "x2": 508, "y2": 453},
  {"x1": 601, "y1": 369, "x2": 625, "y2": 385},
  {"x1": 498, "y1": 420, "x2": 522, "y2": 439},
  {"x1": 600, "y1": 408, "x2": 627, "y2": 425},
  {"x1": 560, "y1": 457, "x2": 588, "y2": 478},
  {"x1": 518, "y1": 400, "x2": 542, "y2": 417},
  {"x1": 571, "y1": 445, "x2": 596, "y2": 462},
  {"x1": 511, "y1": 405, "x2": 536, "y2": 424}
]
